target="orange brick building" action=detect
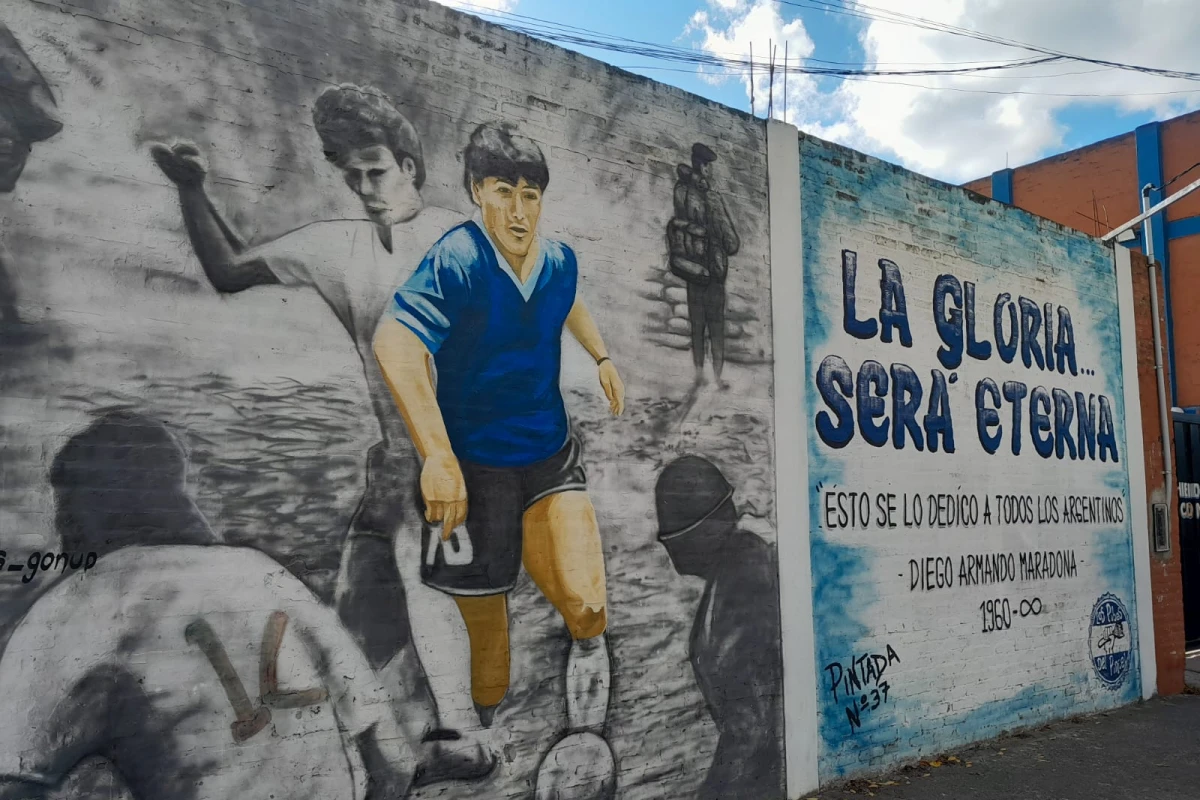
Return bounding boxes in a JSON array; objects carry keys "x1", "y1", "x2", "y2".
[
  {"x1": 964, "y1": 114, "x2": 1200, "y2": 694},
  {"x1": 964, "y1": 109, "x2": 1200, "y2": 408}
]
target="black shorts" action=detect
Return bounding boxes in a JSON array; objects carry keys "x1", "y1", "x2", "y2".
[{"x1": 419, "y1": 436, "x2": 588, "y2": 596}]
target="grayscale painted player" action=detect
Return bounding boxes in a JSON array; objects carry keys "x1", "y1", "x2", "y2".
[
  {"x1": 0, "y1": 412, "x2": 416, "y2": 800},
  {"x1": 149, "y1": 84, "x2": 491, "y2": 784}
]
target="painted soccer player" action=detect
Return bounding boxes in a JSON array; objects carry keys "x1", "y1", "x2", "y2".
[
  {"x1": 0, "y1": 413, "x2": 415, "y2": 800},
  {"x1": 150, "y1": 85, "x2": 490, "y2": 781},
  {"x1": 375, "y1": 122, "x2": 625, "y2": 734}
]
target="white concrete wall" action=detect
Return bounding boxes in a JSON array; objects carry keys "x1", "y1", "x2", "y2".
[
  {"x1": 767, "y1": 120, "x2": 820, "y2": 797},
  {"x1": 796, "y1": 133, "x2": 1146, "y2": 781}
]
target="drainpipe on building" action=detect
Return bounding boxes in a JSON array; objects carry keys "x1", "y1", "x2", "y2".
[
  {"x1": 1105, "y1": 176, "x2": 1200, "y2": 543},
  {"x1": 1142, "y1": 183, "x2": 1175, "y2": 524}
]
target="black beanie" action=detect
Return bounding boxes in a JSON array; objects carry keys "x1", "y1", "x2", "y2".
[
  {"x1": 655, "y1": 455, "x2": 733, "y2": 539},
  {"x1": 691, "y1": 142, "x2": 717, "y2": 167}
]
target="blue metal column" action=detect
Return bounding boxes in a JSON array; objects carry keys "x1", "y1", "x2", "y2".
[
  {"x1": 991, "y1": 168, "x2": 1014, "y2": 204},
  {"x1": 1137, "y1": 121, "x2": 1176, "y2": 405}
]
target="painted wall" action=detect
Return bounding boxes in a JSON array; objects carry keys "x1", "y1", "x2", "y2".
[
  {"x1": 0, "y1": 1, "x2": 784, "y2": 799},
  {"x1": 964, "y1": 119, "x2": 1192, "y2": 693},
  {"x1": 0, "y1": 0, "x2": 1165, "y2": 793},
  {"x1": 800, "y1": 135, "x2": 1144, "y2": 779}
]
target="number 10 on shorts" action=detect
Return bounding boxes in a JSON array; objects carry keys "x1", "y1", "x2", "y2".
[{"x1": 425, "y1": 526, "x2": 475, "y2": 566}]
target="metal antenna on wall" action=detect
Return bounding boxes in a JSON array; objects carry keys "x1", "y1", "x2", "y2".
[
  {"x1": 768, "y1": 39, "x2": 775, "y2": 120},
  {"x1": 749, "y1": 42, "x2": 754, "y2": 116},
  {"x1": 783, "y1": 40, "x2": 788, "y2": 123}
]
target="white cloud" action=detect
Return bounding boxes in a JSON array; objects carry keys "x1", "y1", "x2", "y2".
[
  {"x1": 688, "y1": 0, "x2": 1200, "y2": 183},
  {"x1": 686, "y1": 0, "x2": 835, "y2": 134},
  {"x1": 437, "y1": 0, "x2": 519, "y2": 14}
]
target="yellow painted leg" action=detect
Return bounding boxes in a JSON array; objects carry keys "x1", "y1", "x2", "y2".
[
  {"x1": 523, "y1": 490, "x2": 611, "y2": 732},
  {"x1": 522, "y1": 490, "x2": 608, "y2": 639},
  {"x1": 453, "y1": 594, "x2": 510, "y2": 709}
]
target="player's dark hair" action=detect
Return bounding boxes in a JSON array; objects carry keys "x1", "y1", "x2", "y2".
[
  {"x1": 50, "y1": 411, "x2": 216, "y2": 558},
  {"x1": 463, "y1": 122, "x2": 549, "y2": 197},
  {"x1": 312, "y1": 84, "x2": 426, "y2": 189}
]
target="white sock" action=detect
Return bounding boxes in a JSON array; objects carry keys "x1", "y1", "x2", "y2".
[{"x1": 393, "y1": 529, "x2": 479, "y2": 735}]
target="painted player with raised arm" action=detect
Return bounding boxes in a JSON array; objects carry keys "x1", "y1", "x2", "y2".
[
  {"x1": 149, "y1": 84, "x2": 490, "y2": 782},
  {"x1": 375, "y1": 122, "x2": 625, "y2": 738}
]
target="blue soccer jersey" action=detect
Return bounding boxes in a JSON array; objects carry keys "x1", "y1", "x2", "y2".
[{"x1": 391, "y1": 221, "x2": 577, "y2": 467}]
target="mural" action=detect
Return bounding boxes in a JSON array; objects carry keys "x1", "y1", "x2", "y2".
[
  {"x1": 666, "y1": 143, "x2": 741, "y2": 388},
  {"x1": 0, "y1": 2, "x2": 783, "y2": 799},
  {"x1": 149, "y1": 83, "x2": 493, "y2": 784},
  {"x1": 799, "y1": 135, "x2": 1141, "y2": 778},
  {"x1": 0, "y1": 412, "x2": 417, "y2": 799}
]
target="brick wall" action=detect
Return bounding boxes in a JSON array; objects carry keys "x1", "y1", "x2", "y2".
[
  {"x1": 961, "y1": 111, "x2": 1200, "y2": 408},
  {"x1": 963, "y1": 133, "x2": 1140, "y2": 237},
  {"x1": 1158, "y1": 112, "x2": 1200, "y2": 223},
  {"x1": 1130, "y1": 249, "x2": 1186, "y2": 694},
  {"x1": 1163, "y1": 234, "x2": 1200, "y2": 404}
]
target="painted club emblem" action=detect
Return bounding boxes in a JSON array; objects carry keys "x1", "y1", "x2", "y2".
[{"x1": 1088, "y1": 593, "x2": 1132, "y2": 690}]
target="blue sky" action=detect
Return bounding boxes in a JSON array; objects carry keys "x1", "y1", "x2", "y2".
[
  {"x1": 447, "y1": 0, "x2": 1200, "y2": 184},
  {"x1": 513, "y1": 0, "x2": 863, "y2": 114}
]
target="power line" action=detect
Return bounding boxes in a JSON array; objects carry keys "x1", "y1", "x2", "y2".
[
  {"x1": 444, "y1": 0, "x2": 1200, "y2": 98},
  {"x1": 777, "y1": 0, "x2": 1200, "y2": 82},
  {"x1": 617, "y1": 63, "x2": 1200, "y2": 98},
  {"x1": 447, "y1": 1, "x2": 1038, "y2": 72},
  {"x1": 835, "y1": 73, "x2": 1200, "y2": 99},
  {"x1": 1164, "y1": 161, "x2": 1200, "y2": 190},
  {"x1": 452, "y1": 3, "x2": 1066, "y2": 78}
]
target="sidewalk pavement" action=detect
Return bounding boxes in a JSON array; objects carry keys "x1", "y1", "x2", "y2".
[{"x1": 811, "y1": 695, "x2": 1200, "y2": 800}]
